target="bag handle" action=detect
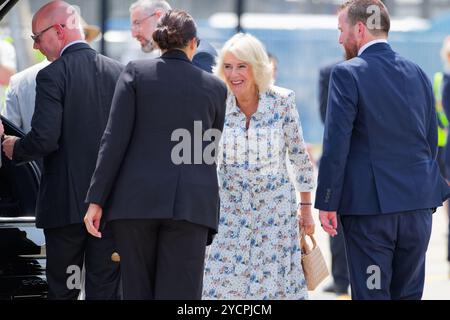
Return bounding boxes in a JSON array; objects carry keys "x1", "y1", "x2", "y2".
[{"x1": 300, "y1": 233, "x2": 317, "y2": 255}]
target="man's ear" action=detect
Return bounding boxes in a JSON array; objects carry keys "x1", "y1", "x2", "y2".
[
  {"x1": 190, "y1": 38, "x2": 197, "y2": 50},
  {"x1": 357, "y1": 21, "x2": 366, "y2": 39},
  {"x1": 55, "y1": 24, "x2": 65, "y2": 40},
  {"x1": 155, "y1": 10, "x2": 163, "y2": 19}
]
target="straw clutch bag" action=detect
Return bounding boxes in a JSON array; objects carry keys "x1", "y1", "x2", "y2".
[{"x1": 300, "y1": 233, "x2": 329, "y2": 291}]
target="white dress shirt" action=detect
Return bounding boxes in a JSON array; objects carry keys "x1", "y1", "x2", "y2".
[{"x1": 358, "y1": 38, "x2": 388, "y2": 56}]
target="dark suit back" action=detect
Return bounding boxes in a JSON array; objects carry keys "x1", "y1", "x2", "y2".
[
  {"x1": 14, "y1": 43, "x2": 124, "y2": 228},
  {"x1": 86, "y1": 50, "x2": 227, "y2": 238},
  {"x1": 316, "y1": 43, "x2": 450, "y2": 215}
]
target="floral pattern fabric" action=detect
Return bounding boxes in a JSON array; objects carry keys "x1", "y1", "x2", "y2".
[{"x1": 202, "y1": 86, "x2": 315, "y2": 300}]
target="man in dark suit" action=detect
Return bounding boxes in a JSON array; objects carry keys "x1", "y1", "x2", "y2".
[
  {"x1": 84, "y1": 10, "x2": 227, "y2": 299},
  {"x1": 315, "y1": 0, "x2": 450, "y2": 300},
  {"x1": 318, "y1": 61, "x2": 350, "y2": 296},
  {"x1": 441, "y1": 38, "x2": 450, "y2": 276},
  {"x1": 129, "y1": 0, "x2": 217, "y2": 73},
  {"x1": 2, "y1": 1, "x2": 123, "y2": 299}
]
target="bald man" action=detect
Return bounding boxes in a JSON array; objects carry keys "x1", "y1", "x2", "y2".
[{"x1": 2, "y1": 1, "x2": 124, "y2": 299}]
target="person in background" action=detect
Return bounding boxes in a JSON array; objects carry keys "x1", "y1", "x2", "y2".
[
  {"x1": 0, "y1": 38, "x2": 16, "y2": 106},
  {"x1": 2, "y1": 1, "x2": 123, "y2": 300},
  {"x1": 439, "y1": 36, "x2": 450, "y2": 278},
  {"x1": 202, "y1": 33, "x2": 315, "y2": 300},
  {"x1": 268, "y1": 52, "x2": 278, "y2": 82},
  {"x1": 318, "y1": 60, "x2": 350, "y2": 296},
  {"x1": 129, "y1": 0, "x2": 217, "y2": 73},
  {"x1": 2, "y1": 17, "x2": 100, "y2": 133}
]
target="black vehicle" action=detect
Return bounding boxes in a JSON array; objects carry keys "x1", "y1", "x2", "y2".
[
  {"x1": 0, "y1": 0, "x2": 47, "y2": 300},
  {"x1": 0, "y1": 116, "x2": 47, "y2": 299}
]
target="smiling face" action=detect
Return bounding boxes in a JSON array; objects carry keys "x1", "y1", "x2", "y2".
[{"x1": 223, "y1": 52, "x2": 257, "y2": 98}]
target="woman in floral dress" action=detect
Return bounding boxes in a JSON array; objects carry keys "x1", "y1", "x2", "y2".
[{"x1": 202, "y1": 33, "x2": 316, "y2": 300}]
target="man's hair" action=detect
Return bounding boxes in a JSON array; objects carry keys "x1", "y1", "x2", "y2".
[
  {"x1": 129, "y1": 0, "x2": 171, "y2": 15},
  {"x1": 340, "y1": 0, "x2": 390, "y2": 36}
]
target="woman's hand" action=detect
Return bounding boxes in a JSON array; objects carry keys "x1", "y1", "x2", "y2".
[{"x1": 299, "y1": 205, "x2": 315, "y2": 236}]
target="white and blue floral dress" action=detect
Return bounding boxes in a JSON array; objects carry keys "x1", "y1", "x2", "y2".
[{"x1": 202, "y1": 86, "x2": 315, "y2": 300}]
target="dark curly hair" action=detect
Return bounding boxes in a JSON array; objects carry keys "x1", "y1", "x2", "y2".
[{"x1": 152, "y1": 10, "x2": 197, "y2": 51}]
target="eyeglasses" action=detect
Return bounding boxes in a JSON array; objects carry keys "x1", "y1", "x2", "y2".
[
  {"x1": 131, "y1": 12, "x2": 157, "y2": 30},
  {"x1": 31, "y1": 24, "x2": 65, "y2": 43}
]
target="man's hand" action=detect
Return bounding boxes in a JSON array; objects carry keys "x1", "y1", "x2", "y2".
[
  {"x1": 84, "y1": 203, "x2": 103, "y2": 238},
  {"x1": 2, "y1": 135, "x2": 19, "y2": 160},
  {"x1": 319, "y1": 210, "x2": 338, "y2": 237}
]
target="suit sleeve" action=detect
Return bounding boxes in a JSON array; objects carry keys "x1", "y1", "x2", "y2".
[
  {"x1": 13, "y1": 68, "x2": 63, "y2": 163},
  {"x1": 85, "y1": 62, "x2": 137, "y2": 207},
  {"x1": 315, "y1": 65, "x2": 358, "y2": 211},
  {"x1": 2, "y1": 80, "x2": 23, "y2": 130},
  {"x1": 318, "y1": 67, "x2": 330, "y2": 124},
  {"x1": 210, "y1": 82, "x2": 226, "y2": 166},
  {"x1": 284, "y1": 91, "x2": 315, "y2": 192},
  {"x1": 427, "y1": 77, "x2": 438, "y2": 160},
  {"x1": 213, "y1": 82, "x2": 227, "y2": 132}
]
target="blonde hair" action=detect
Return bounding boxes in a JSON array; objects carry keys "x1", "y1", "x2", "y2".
[
  {"x1": 441, "y1": 36, "x2": 450, "y2": 71},
  {"x1": 215, "y1": 33, "x2": 274, "y2": 93}
]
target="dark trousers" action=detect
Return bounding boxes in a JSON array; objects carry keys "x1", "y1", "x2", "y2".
[
  {"x1": 44, "y1": 223, "x2": 120, "y2": 300},
  {"x1": 110, "y1": 219, "x2": 209, "y2": 300},
  {"x1": 330, "y1": 216, "x2": 349, "y2": 291},
  {"x1": 340, "y1": 209, "x2": 432, "y2": 300}
]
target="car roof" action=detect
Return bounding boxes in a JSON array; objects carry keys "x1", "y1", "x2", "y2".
[{"x1": 0, "y1": 0, "x2": 19, "y2": 22}]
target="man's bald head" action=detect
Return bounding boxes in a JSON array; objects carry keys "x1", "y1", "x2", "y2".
[
  {"x1": 32, "y1": 1, "x2": 85, "y2": 61},
  {"x1": 33, "y1": 1, "x2": 83, "y2": 36}
]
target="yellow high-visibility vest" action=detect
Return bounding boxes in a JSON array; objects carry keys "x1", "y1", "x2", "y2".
[{"x1": 433, "y1": 72, "x2": 449, "y2": 147}]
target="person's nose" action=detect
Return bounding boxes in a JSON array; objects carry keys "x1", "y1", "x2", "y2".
[
  {"x1": 33, "y1": 41, "x2": 39, "y2": 50},
  {"x1": 229, "y1": 67, "x2": 239, "y2": 78},
  {"x1": 131, "y1": 26, "x2": 139, "y2": 38}
]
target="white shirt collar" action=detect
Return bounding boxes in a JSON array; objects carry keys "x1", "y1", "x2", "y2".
[
  {"x1": 358, "y1": 39, "x2": 388, "y2": 56},
  {"x1": 60, "y1": 40, "x2": 87, "y2": 57}
]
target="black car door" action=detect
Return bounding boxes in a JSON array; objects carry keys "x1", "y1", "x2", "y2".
[{"x1": 0, "y1": 115, "x2": 47, "y2": 299}]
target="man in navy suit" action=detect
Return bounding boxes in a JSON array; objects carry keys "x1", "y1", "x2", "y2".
[
  {"x1": 129, "y1": 0, "x2": 217, "y2": 73},
  {"x1": 315, "y1": 0, "x2": 450, "y2": 300}
]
